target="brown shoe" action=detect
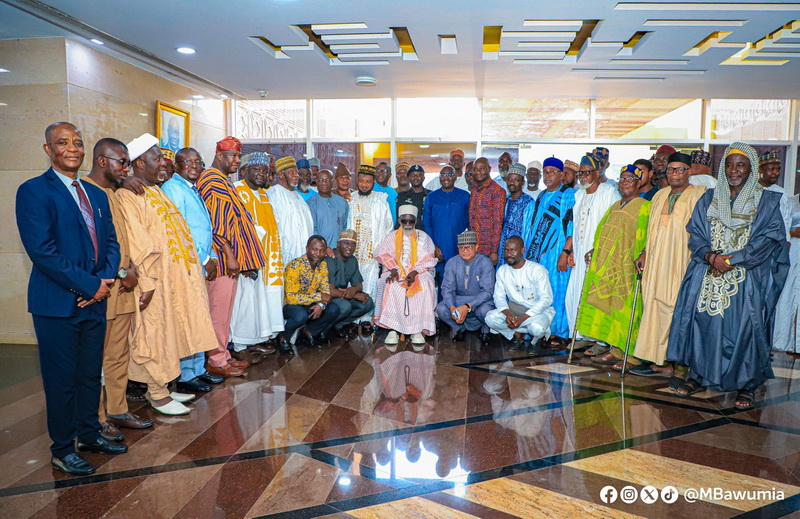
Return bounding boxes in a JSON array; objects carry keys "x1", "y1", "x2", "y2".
[
  {"x1": 100, "y1": 421, "x2": 124, "y2": 442},
  {"x1": 232, "y1": 349, "x2": 262, "y2": 365},
  {"x1": 107, "y1": 412, "x2": 154, "y2": 429},
  {"x1": 249, "y1": 343, "x2": 276, "y2": 355},
  {"x1": 228, "y1": 359, "x2": 250, "y2": 369},
  {"x1": 206, "y1": 363, "x2": 246, "y2": 377}
]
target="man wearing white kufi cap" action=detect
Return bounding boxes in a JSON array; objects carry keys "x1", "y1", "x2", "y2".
[
  {"x1": 374, "y1": 204, "x2": 437, "y2": 350},
  {"x1": 524, "y1": 160, "x2": 543, "y2": 198},
  {"x1": 116, "y1": 134, "x2": 217, "y2": 415}
]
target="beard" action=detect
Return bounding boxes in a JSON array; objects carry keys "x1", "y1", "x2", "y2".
[{"x1": 358, "y1": 189, "x2": 372, "y2": 196}]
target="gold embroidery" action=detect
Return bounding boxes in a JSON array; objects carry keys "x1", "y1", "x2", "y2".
[
  {"x1": 147, "y1": 190, "x2": 198, "y2": 273},
  {"x1": 696, "y1": 219, "x2": 749, "y2": 317}
]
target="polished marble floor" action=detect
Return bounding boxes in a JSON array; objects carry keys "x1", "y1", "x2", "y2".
[{"x1": 1, "y1": 332, "x2": 799, "y2": 518}]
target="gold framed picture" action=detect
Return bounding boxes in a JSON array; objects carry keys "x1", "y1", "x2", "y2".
[{"x1": 156, "y1": 101, "x2": 190, "y2": 154}]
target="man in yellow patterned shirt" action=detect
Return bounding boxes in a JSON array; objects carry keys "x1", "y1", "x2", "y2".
[
  {"x1": 280, "y1": 235, "x2": 341, "y2": 351},
  {"x1": 117, "y1": 134, "x2": 217, "y2": 416}
]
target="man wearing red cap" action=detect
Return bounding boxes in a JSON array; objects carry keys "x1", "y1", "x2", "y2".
[
  {"x1": 425, "y1": 149, "x2": 469, "y2": 191},
  {"x1": 197, "y1": 136, "x2": 266, "y2": 376}
]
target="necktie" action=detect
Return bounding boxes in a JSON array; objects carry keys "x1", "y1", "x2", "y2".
[{"x1": 72, "y1": 180, "x2": 98, "y2": 261}]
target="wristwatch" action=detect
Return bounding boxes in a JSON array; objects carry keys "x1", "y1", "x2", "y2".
[
  {"x1": 318, "y1": 302, "x2": 327, "y2": 310},
  {"x1": 117, "y1": 267, "x2": 128, "y2": 279}
]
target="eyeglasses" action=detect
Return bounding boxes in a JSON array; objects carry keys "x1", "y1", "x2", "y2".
[
  {"x1": 399, "y1": 218, "x2": 416, "y2": 224},
  {"x1": 100, "y1": 156, "x2": 130, "y2": 168},
  {"x1": 666, "y1": 166, "x2": 690, "y2": 174},
  {"x1": 618, "y1": 177, "x2": 640, "y2": 184},
  {"x1": 177, "y1": 159, "x2": 203, "y2": 166},
  {"x1": 576, "y1": 170, "x2": 595, "y2": 177},
  {"x1": 440, "y1": 172, "x2": 456, "y2": 177}
]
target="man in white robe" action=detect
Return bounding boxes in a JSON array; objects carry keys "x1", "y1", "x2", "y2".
[
  {"x1": 486, "y1": 236, "x2": 555, "y2": 350},
  {"x1": 348, "y1": 164, "x2": 394, "y2": 323},
  {"x1": 374, "y1": 205, "x2": 437, "y2": 350},
  {"x1": 267, "y1": 156, "x2": 314, "y2": 263},
  {"x1": 564, "y1": 154, "x2": 620, "y2": 343},
  {"x1": 231, "y1": 152, "x2": 285, "y2": 354}
]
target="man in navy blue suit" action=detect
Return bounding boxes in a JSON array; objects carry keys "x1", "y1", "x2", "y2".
[{"x1": 16, "y1": 122, "x2": 128, "y2": 476}]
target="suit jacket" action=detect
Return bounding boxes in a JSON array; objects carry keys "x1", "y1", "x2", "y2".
[{"x1": 16, "y1": 168, "x2": 120, "y2": 317}]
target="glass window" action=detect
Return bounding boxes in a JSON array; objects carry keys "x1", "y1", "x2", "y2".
[
  {"x1": 481, "y1": 99, "x2": 590, "y2": 140},
  {"x1": 312, "y1": 99, "x2": 391, "y2": 139},
  {"x1": 312, "y1": 142, "x2": 391, "y2": 178},
  {"x1": 595, "y1": 99, "x2": 702, "y2": 140},
  {"x1": 709, "y1": 99, "x2": 791, "y2": 141},
  {"x1": 241, "y1": 142, "x2": 307, "y2": 159},
  {"x1": 234, "y1": 100, "x2": 306, "y2": 140},
  {"x1": 396, "y1": 142, "x2": 477, "y2": 185},
  {"x1": 396, "y1": 98, "x2": 480, "y2": 140}
]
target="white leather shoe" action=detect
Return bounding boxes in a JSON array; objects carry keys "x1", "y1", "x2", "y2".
[
  {"x1": 170, "y1": 392, "x2": 195, "y2": 403},
  {"x1": 151, "y1": 399, "x2": 191, "y2": 416},
  {"x1": 411, "y1": 333, "x2": 425, "y2": 345},
  {"x1": 385, "y1": 330, "x2": 399, "y2": 345}
]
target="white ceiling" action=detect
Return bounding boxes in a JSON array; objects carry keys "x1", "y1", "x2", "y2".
[{"x1": 2, "y1": 0, "x2": 800, "y2": 100}]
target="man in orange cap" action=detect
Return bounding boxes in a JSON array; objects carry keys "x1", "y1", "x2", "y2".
[
  {"x1": 426, "y1": 149, "x2": 469, "y2": 191},
  {"x1": 197, "y1": 136, "x2": 266, "y2": 375}
]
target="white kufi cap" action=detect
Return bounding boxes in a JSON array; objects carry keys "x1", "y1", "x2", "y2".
[{"x1": 127, "y1": 133, "x2": 159, "y2": 161}]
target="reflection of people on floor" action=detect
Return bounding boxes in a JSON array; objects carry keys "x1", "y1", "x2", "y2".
[{"x1": 372, "y1": 343, "x2": 436, "y2": 424}]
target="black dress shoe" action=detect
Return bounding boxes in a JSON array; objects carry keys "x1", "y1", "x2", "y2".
[
  {"x1": 318, "y1": 332, "x2": 330, "y2": 345},
  {"x1": 198, "y1": 372, "x2": 225, "y2": 385},
  {"x1": 452, "y1": 329, "x2": 466, "y2": 342},
  {"x1": 277, "y1": 334, "x2": 294, "y2": 354},
  {"x1": 507, "y1": 336, "x2": 523, "y2": 351},
  {"x1": 480, "y1": 332, "x2": 491, "y2": 345},
  {"x1": 77, "y1": 437, "x2": 128, "y2": 455},
  {"x1": 177, "y1": 378, "x2": 213, "y2": 393},
  {"x1": 51, "y1": 453, "x2": 95, "y2": 476}
]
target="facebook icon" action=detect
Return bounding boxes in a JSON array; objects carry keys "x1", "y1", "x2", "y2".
[{"x1": 600, "y1": 486, "x2": 618, "y2": 504}]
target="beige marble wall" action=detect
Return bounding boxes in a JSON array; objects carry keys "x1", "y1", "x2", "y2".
[{"x1": 0, "y1": 37, "x2": 227, "y2": 344}]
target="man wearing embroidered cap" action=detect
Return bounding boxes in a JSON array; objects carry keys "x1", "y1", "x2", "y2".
[
  {"x1": 630, "y1": 151, "x2": 706, "y2": 379},
  {"x1": 497, "y1": 163, "x2": 534, "y2": 262},
  {"x1": 435, "y1": 230, "x2": 495, "y2": 343},
  {"x1": 689, "y1": 149, "x2": 716, "y2": 189},
  {"x1": 231, "y1": 152, "x2": 285, "y2": 355},
  {"x1": 562, "y1": 159, "x2": 578, "y2": 189},
  {"x1": 267, "y1": 156, "x2": 314, "y2": 277},
  {"x1": 425, "y1": 149, "x2": 469, "y2": 191},
  {"x1": 667, "y1": 142, "x2": 788, "y2": 409},
  {"x1": 348, "y1": 163, "x2": 393, "y2": 324},
  {"x1": 117, "y1": 134, "x2": 218, "y2": 414},
  {"x1": 397, "y1": 164, "x2": 430, "y2": 229},
  {"x1": 197, "y1": 136, "x2": 265, "y2": 373},
  {"x1": 758, "y1": 150, "x2": 792, "y2": 243},
  {"x1": 295, "y1": 158, "x2": 318, "y2": 202},
  {"x1": 521, "y1": 156, "x2": 576, "y2": 345},
  {"x1": 374, "y1": 205, "x2": 438, "y2": 349},
  {"x1": 563, "y1": 153, "x2": 620, "y2": 352},
  {"x1": 395, "y1": 161, "x2": 411, "y2": 191},
  {"x1": 326, "y1": 229, "x2": 375, "y2": 337},
  {"x1": 525, "y1": 160, "x2": 542, "y2": 198},
  {"x1": 592, "y1": 146, "x2": 617, "y2": 189}
]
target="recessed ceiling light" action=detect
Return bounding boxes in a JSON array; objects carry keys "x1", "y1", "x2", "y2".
[
  {"x1": 90, "y1": 39, "x2": 104, "y2": 45},
  {"x1": 0, "y1": 68, "x2": 9, "y2": 73},
  {"x1": 355, "y1": 76, "x2": 377, "y2": 86},
  {"x1": 192, "y1": 94, "x2": 204, "y2": 99},
  {"x1": 138, "y1": 112, "x2": 148, "y2": 116},
  {"x1": 419, "y1": 144, "x2": 430, "y2": 148},
  {"x1": 177, "y1": 47, "x2": 196, "y2": 54}
]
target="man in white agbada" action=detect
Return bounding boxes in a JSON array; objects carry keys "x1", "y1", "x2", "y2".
[
  {"x1": 348, "y1": 165, "x2": 394, "y2": 323},
  {"x1": 231, "y1": 152, "x2": 285, "y2": 354},
  {"x1": 486, "y1": 236, "x2": 555, "y2": 350},
  {"x1": 563, "y1": 154, "x2": 620, "y2": 343},
  {"x1": 374, "y1": 205, "x2": 438, "y2": 350},
  {"x1": 266, "y1": 156, "x2": 313, "y2": 263}
]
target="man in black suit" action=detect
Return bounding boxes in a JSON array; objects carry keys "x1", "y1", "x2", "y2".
[{"x1": 15, "y1": 122, "x2": 127, "y2": 476}]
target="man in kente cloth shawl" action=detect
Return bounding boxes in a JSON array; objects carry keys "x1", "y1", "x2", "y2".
[
  {"x1": 564, "y1": 153, "x2": 620, "y2": 356},
  {"x1": 348, "y1": 164, "x2": 394, "y2": 324},
  {"x1": 630, "y1": 152, "x2": 706, "y2": 381},
  {"x1": 521, "y1": 156, "x2": 576, "y2": 347},
  {"x1": 578, "y1": 165, "x2": 651, "y2": 371},
  {"x1": 232, "y1": 152, "x2": 286, "y2": 353},
  {"x1": 667, "y1": 142, "x2": 789, "y2": 409},
  {"x1": 374, "y1": 205, "x2": 437, "y2": 351},
  {"x1": 117, "y1": 134, "x2": 217, "y2": 415},
  {"x1": 497, "y1": 163, "x2": 534, "y2": 263},
  {"x1": 267, "y1": 156, "x2": 314, "y2": 263}
]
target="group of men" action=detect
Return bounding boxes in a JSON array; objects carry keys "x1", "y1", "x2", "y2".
[{"x1": 16, "y1": 120, "x2": 798, "y2": 477}]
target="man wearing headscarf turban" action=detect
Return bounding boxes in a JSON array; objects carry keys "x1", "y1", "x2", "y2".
[
  {"x1": 667, "y1": 142, "x2": 789, "y2": 409},
  {"x1": 197, "y1": 136, "x2": 266, "y2": 373}
]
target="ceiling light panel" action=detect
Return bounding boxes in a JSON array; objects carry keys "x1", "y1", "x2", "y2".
[
  {"x1": 616, "y1": 2, "x2": 800, "y2": 10},
  {"x1": 439, "y1": 35, "x2": 458, "y2": 54},
  {"x1": 643, "y1": 19, "x2": 748, "y2": 26},
  {"x1": 523, "y1": 20, "x2": 584, "y2": 28},
  {"x1": 310, "y1": 23, "x2": 368, "y2": 31}
]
